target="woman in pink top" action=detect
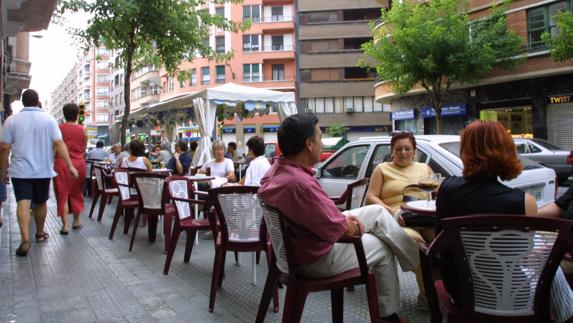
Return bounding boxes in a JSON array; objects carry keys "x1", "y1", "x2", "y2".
[{"x1": 54, "y1": 103, "x2": 87, "y2": 234}]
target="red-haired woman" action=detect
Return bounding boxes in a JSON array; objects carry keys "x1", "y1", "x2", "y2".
[{"x1": 435, "y1": 120, "x2": 572, "y2": 322}]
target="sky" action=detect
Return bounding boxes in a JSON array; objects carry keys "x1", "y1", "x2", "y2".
[{"x1": 19, "y1": 13, "x2": 88, "y2": 112}]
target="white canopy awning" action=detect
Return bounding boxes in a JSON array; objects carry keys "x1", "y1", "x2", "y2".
[{"x1": 146, "y1": 83, "x2": 297, "y2": 166}]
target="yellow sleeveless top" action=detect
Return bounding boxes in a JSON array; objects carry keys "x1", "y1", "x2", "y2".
[{"x1": 378, "y1": 162, "x2": 428, "y2": 209}]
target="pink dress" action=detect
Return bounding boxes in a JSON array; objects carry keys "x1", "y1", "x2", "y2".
[{"x1": 53, "y1": 123, "x2": 86, "y2": 216}]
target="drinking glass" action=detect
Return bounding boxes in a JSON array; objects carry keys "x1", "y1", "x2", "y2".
[{"x1": 418, "y1": 173, "x2": 441, "y2": 206}]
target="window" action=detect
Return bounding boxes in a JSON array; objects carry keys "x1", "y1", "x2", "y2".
[
  {"x1": 96, "y1": 74, "x2": 109, "y2": 83},
  {"x1": 96, "y1": 61, "x2": 109, "y2": 70},
  {"x1": 201, "y1": 67, "x2": 210, "y2": 84},
  {"x1": 95, "y1": 113, "x2": 109, "y2": 122},
  {"x1": 243, "y1": 64, "x2": 260, "y2": 82},
  {"x1": 96, "y1": 48, "x2": 108, "y2": 55},
  {"x1": 272, "y1": 64, "x2": 285, "y2": 80},
  {"x1": 216, "y1": 65, "x2": 225, "y2": 84},
  {"x1": 190, "y1": 68, "x2": 197, "y2": 85},
  {"x1": 243, "y1": 34, "x2": 260, "y2": 52},
  {"x1": 300, "y1": 11, "x2": 338, "y2": 24},
  {"x1": 528, "y1": 1, "x2": 571, "y2": 52},
  {"x1": 96, "y1": 87, "x2": 109, "y2": 96},
  {"x1": 215, "y1": 7, "x2": 225, "y2": 17},
  {"x1": 321, "y1": 145, "x2": 369, "y2": 179},
  {"x1": 168, "y1": 76, "x2": 175, "y2": 92},
  {"x1": 96, "y1": 100, "x2": 108, "y2": 108},
  {"x1": 215, "y1": 36, "x2": 225, "y2": 53},
  {"x1": 271, "y1": 35, "x2": 284, "y2": 50},
  {"x1": 114, "y1": 74, "x2": 120, "y2": 86},
  {"x1": 271, "y1": 6, "x2": 283, "y2": 21},
  {"x1": 243, "y1": 5, "x2": 260, "y2": 22}
]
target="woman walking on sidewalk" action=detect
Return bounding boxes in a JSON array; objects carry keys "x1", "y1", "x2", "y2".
[{"x1": 54, "y1": 103, "x2": 87, "y2": 234}]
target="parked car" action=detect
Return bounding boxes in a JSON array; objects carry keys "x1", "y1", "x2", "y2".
[
  {"x1": 321, "y1": 137, "x2": 349, "y2": 162},
  {"x1": 513, "y1": 138, "x2": 573, "y2": 184},
  {"x1": 316, "y1": 135, "x2": 557, "y2": 209}
]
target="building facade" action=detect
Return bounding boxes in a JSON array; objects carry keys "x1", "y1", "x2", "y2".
[
  {"x1": 49, "y1": 63, "x2": 78, "y2": 123},
  {"x1": 76, "y1": 47, "x2": 112, "y2": 143},
  {"x1": 296, "y1": 0, "x2": 392, "y2": 140},
  {"x1": 1, "y1": 0, "x2": 57, "y2": 117},
  {"x1": 375, "y1": 0, "x2": 573, "y2": 150}
]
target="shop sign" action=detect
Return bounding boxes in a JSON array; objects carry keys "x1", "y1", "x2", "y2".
[
  {"x1": 222, "y1": 128, "x2": 235, "y2": 134},
  {"x1": 263, "y1": 126, "x2": 279, "y2": 133},
  {"x1": 547, "y1": 95, "x2": 572, "y2": 104},
  {"x1": 421, "y1": 104, "x2": 466, "y2": 118},
  {"x1": 391, "y1": 110, "x2": 415, "y2": 121}
]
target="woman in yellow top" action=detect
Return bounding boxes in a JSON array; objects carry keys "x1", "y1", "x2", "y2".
[{"x1": 366, "y1": 131, "x2": 435, "y2": 307}]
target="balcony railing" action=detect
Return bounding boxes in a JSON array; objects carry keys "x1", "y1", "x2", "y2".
[
  {"x1": 262, "y1": 44, "x2": 294, "y2": 51},
  {"x1": 259, "y1": 15, "x2": 293, "y2": 23}
]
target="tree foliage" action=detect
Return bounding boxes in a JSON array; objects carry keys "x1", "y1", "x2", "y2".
[
  {"x1": 361, "y1": 0, "x2": 523, "y2": 133},
  {"x1": 542, "y1": 10, "x2": 573, "y2": 62},
  {"x1": 58, "y1": 0, "x2": 248, "y2": 145}
]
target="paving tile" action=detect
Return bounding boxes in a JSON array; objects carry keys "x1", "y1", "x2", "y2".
[{"x1": 0, "y1": 184, "x2": 430, "y2": 323}]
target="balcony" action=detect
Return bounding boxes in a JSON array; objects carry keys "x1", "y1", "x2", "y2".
[
  {"x1": 261, "y1": 0, "x2": 291, "y2": 4},
  {"x1": 299, "y1": 21, "x2": 371, "y2": 40},
  {"x1": 259, "y1": 16, "x2": 294, "y2": 32},
  {"x1": 131, "y1": 93, "x2": 160, "y2": 108},
  {"x1": 261, "y1": 45, "x2": 295, "y2": 60},
  {"x1": 299, "y1": 52, "x2": 373, "y2": 68},
  {"x1": 5, "y1": 58, "x2": 32, "y2": 98},
  {"x1": 244, "y1": 76, "x2": 296, "y2": 90}
]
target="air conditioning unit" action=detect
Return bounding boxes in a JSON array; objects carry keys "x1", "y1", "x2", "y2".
[{"x1": 346, "y1": 108, "x2": 354, "y2": 113}]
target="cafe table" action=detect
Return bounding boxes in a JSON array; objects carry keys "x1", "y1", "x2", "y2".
[{"x1": 400, "y1": 200, "x2": 436, "y2": 217}]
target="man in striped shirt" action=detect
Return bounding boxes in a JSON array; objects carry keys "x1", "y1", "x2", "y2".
[{"x1": 258, "y1": 113, "x2": 419, "y2": 323}]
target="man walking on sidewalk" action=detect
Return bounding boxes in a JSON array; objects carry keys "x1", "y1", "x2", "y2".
[{"x1": 0, "y1": 89, "x2": 78, "y2": 256}]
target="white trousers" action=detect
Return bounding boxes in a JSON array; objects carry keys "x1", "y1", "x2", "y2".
[
  {"x1": 298, "y1": 205, "x2": 419, "y2": 317},
  {"x1": 551, "y1": 268, "x2": 573, "y2": 323}
]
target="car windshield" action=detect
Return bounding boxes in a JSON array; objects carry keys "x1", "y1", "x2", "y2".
[
  {"x1": 530, "y1": 138, "x2": 565, "y2": 151},
  {"x1": 439, "y1": 141, "x2": 543, "y2": 170}
]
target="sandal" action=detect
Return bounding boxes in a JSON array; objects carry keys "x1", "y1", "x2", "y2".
[
  {"x1": 15, "y1": 241, "x2": 30, "y2": 257},
  {"x1": 35, "y1": 232, "x2": 49, "y2": 243},
  {"x1": 72, "y1": 221, "x2": 83, "y2": 230},
  {"x1": 59, "y1": 228, "x2": 69, "y2": 235}
]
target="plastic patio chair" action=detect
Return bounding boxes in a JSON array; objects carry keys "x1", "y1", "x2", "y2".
[
  {"x1": 163, "y1": 176, "x2": 211, "y2": 275},
  {"x1": 207, "y1": 186, "x2": 277, "y2": 313},
  {"x1": 330, "y1": 177, "x2": 370, "y2": 211},
  {"x1": 419, "y1": 214, "x2": 573, "y2": 323},
  {"x1": 130, "y1": 172, "x2": 174, "y2": 253},
  {"x1": 256, "y1": 203, "x2": 380, "y2": 323},
  {"x1": 88, "y1": 164, "x2": 118, "y2": 221},
  {"x1": 108, "y1": 168, "x2": 140, "y2": 241}
]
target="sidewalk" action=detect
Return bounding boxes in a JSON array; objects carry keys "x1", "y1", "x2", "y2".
[{"x1": 0, "y1": 184, "x2": 430, "y2": 322}]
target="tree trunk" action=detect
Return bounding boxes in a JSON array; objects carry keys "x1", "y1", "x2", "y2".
[{"x1": 120, "y1": 31, "x2": 137, "y2": 147}]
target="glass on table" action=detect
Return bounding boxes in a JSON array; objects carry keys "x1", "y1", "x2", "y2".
[{"x1": 418, "y1": 173, "x2": 441, "y2": 206}]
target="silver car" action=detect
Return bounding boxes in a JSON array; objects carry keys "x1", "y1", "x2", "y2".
[
  {"x1": 514, "y1": 138, "x2": 573, "y2": 184},
  {"x1": 317, "y1": 135, "x2": 557, "y2": 209}
]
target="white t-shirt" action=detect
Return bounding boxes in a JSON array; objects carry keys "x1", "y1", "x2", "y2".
[
  {"x1": 1, "y1": 107, "x2": 62, "y2": 178},
  {"x1": 121, "y1": 156, "x2": 147, "y2": 170},
  {"x1": 202, "y1": 158, "x2": 234, "y2": 178},
  {"x1": 244, "y1": 156, "x2": 271, "y2": 186}
]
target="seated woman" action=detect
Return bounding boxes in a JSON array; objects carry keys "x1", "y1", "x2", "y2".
[
  {"x1": 435, "y1": 120, "x2": 573, "y2": 322},
  {"x1": 166, "y1": 140, "x2": 191, "y2": 175},
  {"x1": 239, "y1": 136, "x2": 271, "y2": 186},
  {"x1": 198, "y1": 140, "x2": 235, "y2": 186},
  {"x1": 365, "y1": 131, "x2": 435, "y2": 307},
  {"x1": 119, "y1": 140, "x2": 153, "y2": 172}
]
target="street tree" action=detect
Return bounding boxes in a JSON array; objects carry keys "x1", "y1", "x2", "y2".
[
  {"x1": 361, "y1": 0, "x2": 523, "y2": 133},
  {"x1": 58, "y1": 0, "x2": 248, "y2": 146},
  {"x1": 542, "y1": 11, "x2": 573, "y2": 61}
]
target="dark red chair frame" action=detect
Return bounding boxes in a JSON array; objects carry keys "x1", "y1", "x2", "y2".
[
  {"x1": 256, "y1": 203, "x2": 380, "y2": 323},
  {"x1": 163, "y1": 176, "x2": 211, "y2": 275},
  {"x1": 207, "y1": 186, "x2": 276, "y2": 313},
  {"x1": 330, "y1": 177, "x2": 370, "y2": 211},
  {"x1": 108, "y1": 168, "x2": 140, "y2": 241},
  {"x1": 420, "y1": 214, "x2": 573, "y2": 323},
  {"x1": 130, "y1": 172, "x2": 172, "y2": 253},
  {"x1": 89, "y1": 164, "x2": 118, "y2": 221}
]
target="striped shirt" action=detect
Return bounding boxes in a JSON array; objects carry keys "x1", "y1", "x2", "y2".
[{"x1": 258, "y1": 157, "x2": 347, "y2": 266}]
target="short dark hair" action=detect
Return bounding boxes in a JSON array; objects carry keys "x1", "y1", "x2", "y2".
[
  {"x1": 176, "y1": 140, "x2": 188, "y2": 152},
  {"x1": 96, "y1": 141, "x2": 104, "y2": 148},
  {"x1": 62, "y1": 103, "x2": 79, "y2": 122},
  {"x1": 390, "y1": 131, "x2": 416, "y2": 151},
  {"x1": 278, "y1": 113, "x2": 319, "y2": 156},
  {"x1": 129, "y1": 140, "x2": 146, "y2": 157},
  {"x1": 228, "y1": 142, "x2": 237, "y2": 150},
  {"x1": 190, "y1": 141, "x2": 198, "y2": 150},
  {"x1": 246, "y1": 136, "x2": 265, "y2": 156},
  {"x1": 22, "y1": 89, "x2": 39, "y2": 107}
]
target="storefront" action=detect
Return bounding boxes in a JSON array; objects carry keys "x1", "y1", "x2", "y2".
[
  {"x1": 479, "y1": 106, "x2": 533, "y2": 137},
  {"x1": 392, "y1": 109, "x2": 417, "y2": 132},
  {"x1": 546, "y1": 94, "x2": 573, "y2": 150}
]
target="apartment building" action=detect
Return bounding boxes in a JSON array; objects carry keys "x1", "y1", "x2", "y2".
[
  {"x1": 76, "y1": 47, "x2": 112, "y2": 142},
  {"x1": 49, "y1": 63, "x2": 78, "y2": 123},
  {"x1": 296, "y1": 0, "x2": 392, "y2": 140},
  {"x1": 1, "y1": 0, "x2": 57, "y2": 117},
  {"x1": 375, "y1": 0, "x2": 573, "y2": 149}
]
